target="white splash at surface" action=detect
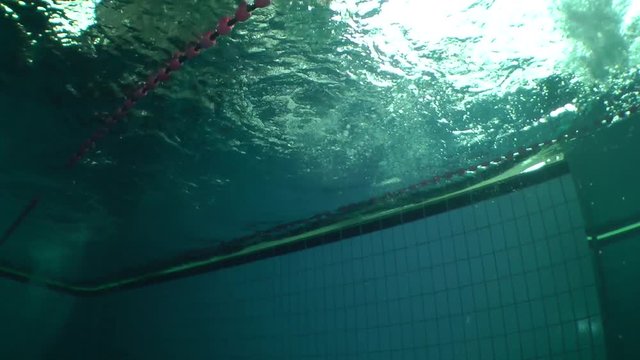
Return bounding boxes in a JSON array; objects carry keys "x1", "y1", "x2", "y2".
[
  {"x1": 44, "y1": 0, "x2": 101, "y2": 44},
  {"x1": 328, "y1": 0, "x2": 569, "y2": 95}
]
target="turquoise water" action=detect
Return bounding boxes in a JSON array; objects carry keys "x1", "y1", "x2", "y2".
[{"x1": 1, "y1": 0, "x2": 639, "y2": 281}]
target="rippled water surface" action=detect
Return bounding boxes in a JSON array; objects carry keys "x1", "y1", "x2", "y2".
[{"x1": 1, "y1": 0, "x2": 639, "y2": 280}]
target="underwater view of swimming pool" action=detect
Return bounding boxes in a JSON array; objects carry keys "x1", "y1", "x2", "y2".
[{"x1": 1, "y1": 0, "x2": 639, "y2": 359}]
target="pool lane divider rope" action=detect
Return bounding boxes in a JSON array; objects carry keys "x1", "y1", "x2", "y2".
[{"x1": 0, "y1": 0, "x2": 272, "y2": 247}]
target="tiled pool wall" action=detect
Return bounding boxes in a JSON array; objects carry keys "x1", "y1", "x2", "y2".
[{"x1": 69, "y1": 174, "x2": 603, "y2": 360}]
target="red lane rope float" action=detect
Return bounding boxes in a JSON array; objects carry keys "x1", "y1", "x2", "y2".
[{"x1": 0, "y1": 0, "x2": 272, "y2": 247}]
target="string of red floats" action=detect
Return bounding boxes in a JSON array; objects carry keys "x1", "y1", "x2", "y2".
[
  {"x1": 0, "y1": 0, "x2": 271, "y2": 245},
  {"x1": 67, "y1": 0, "x2": 271, "y2": 168}
]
